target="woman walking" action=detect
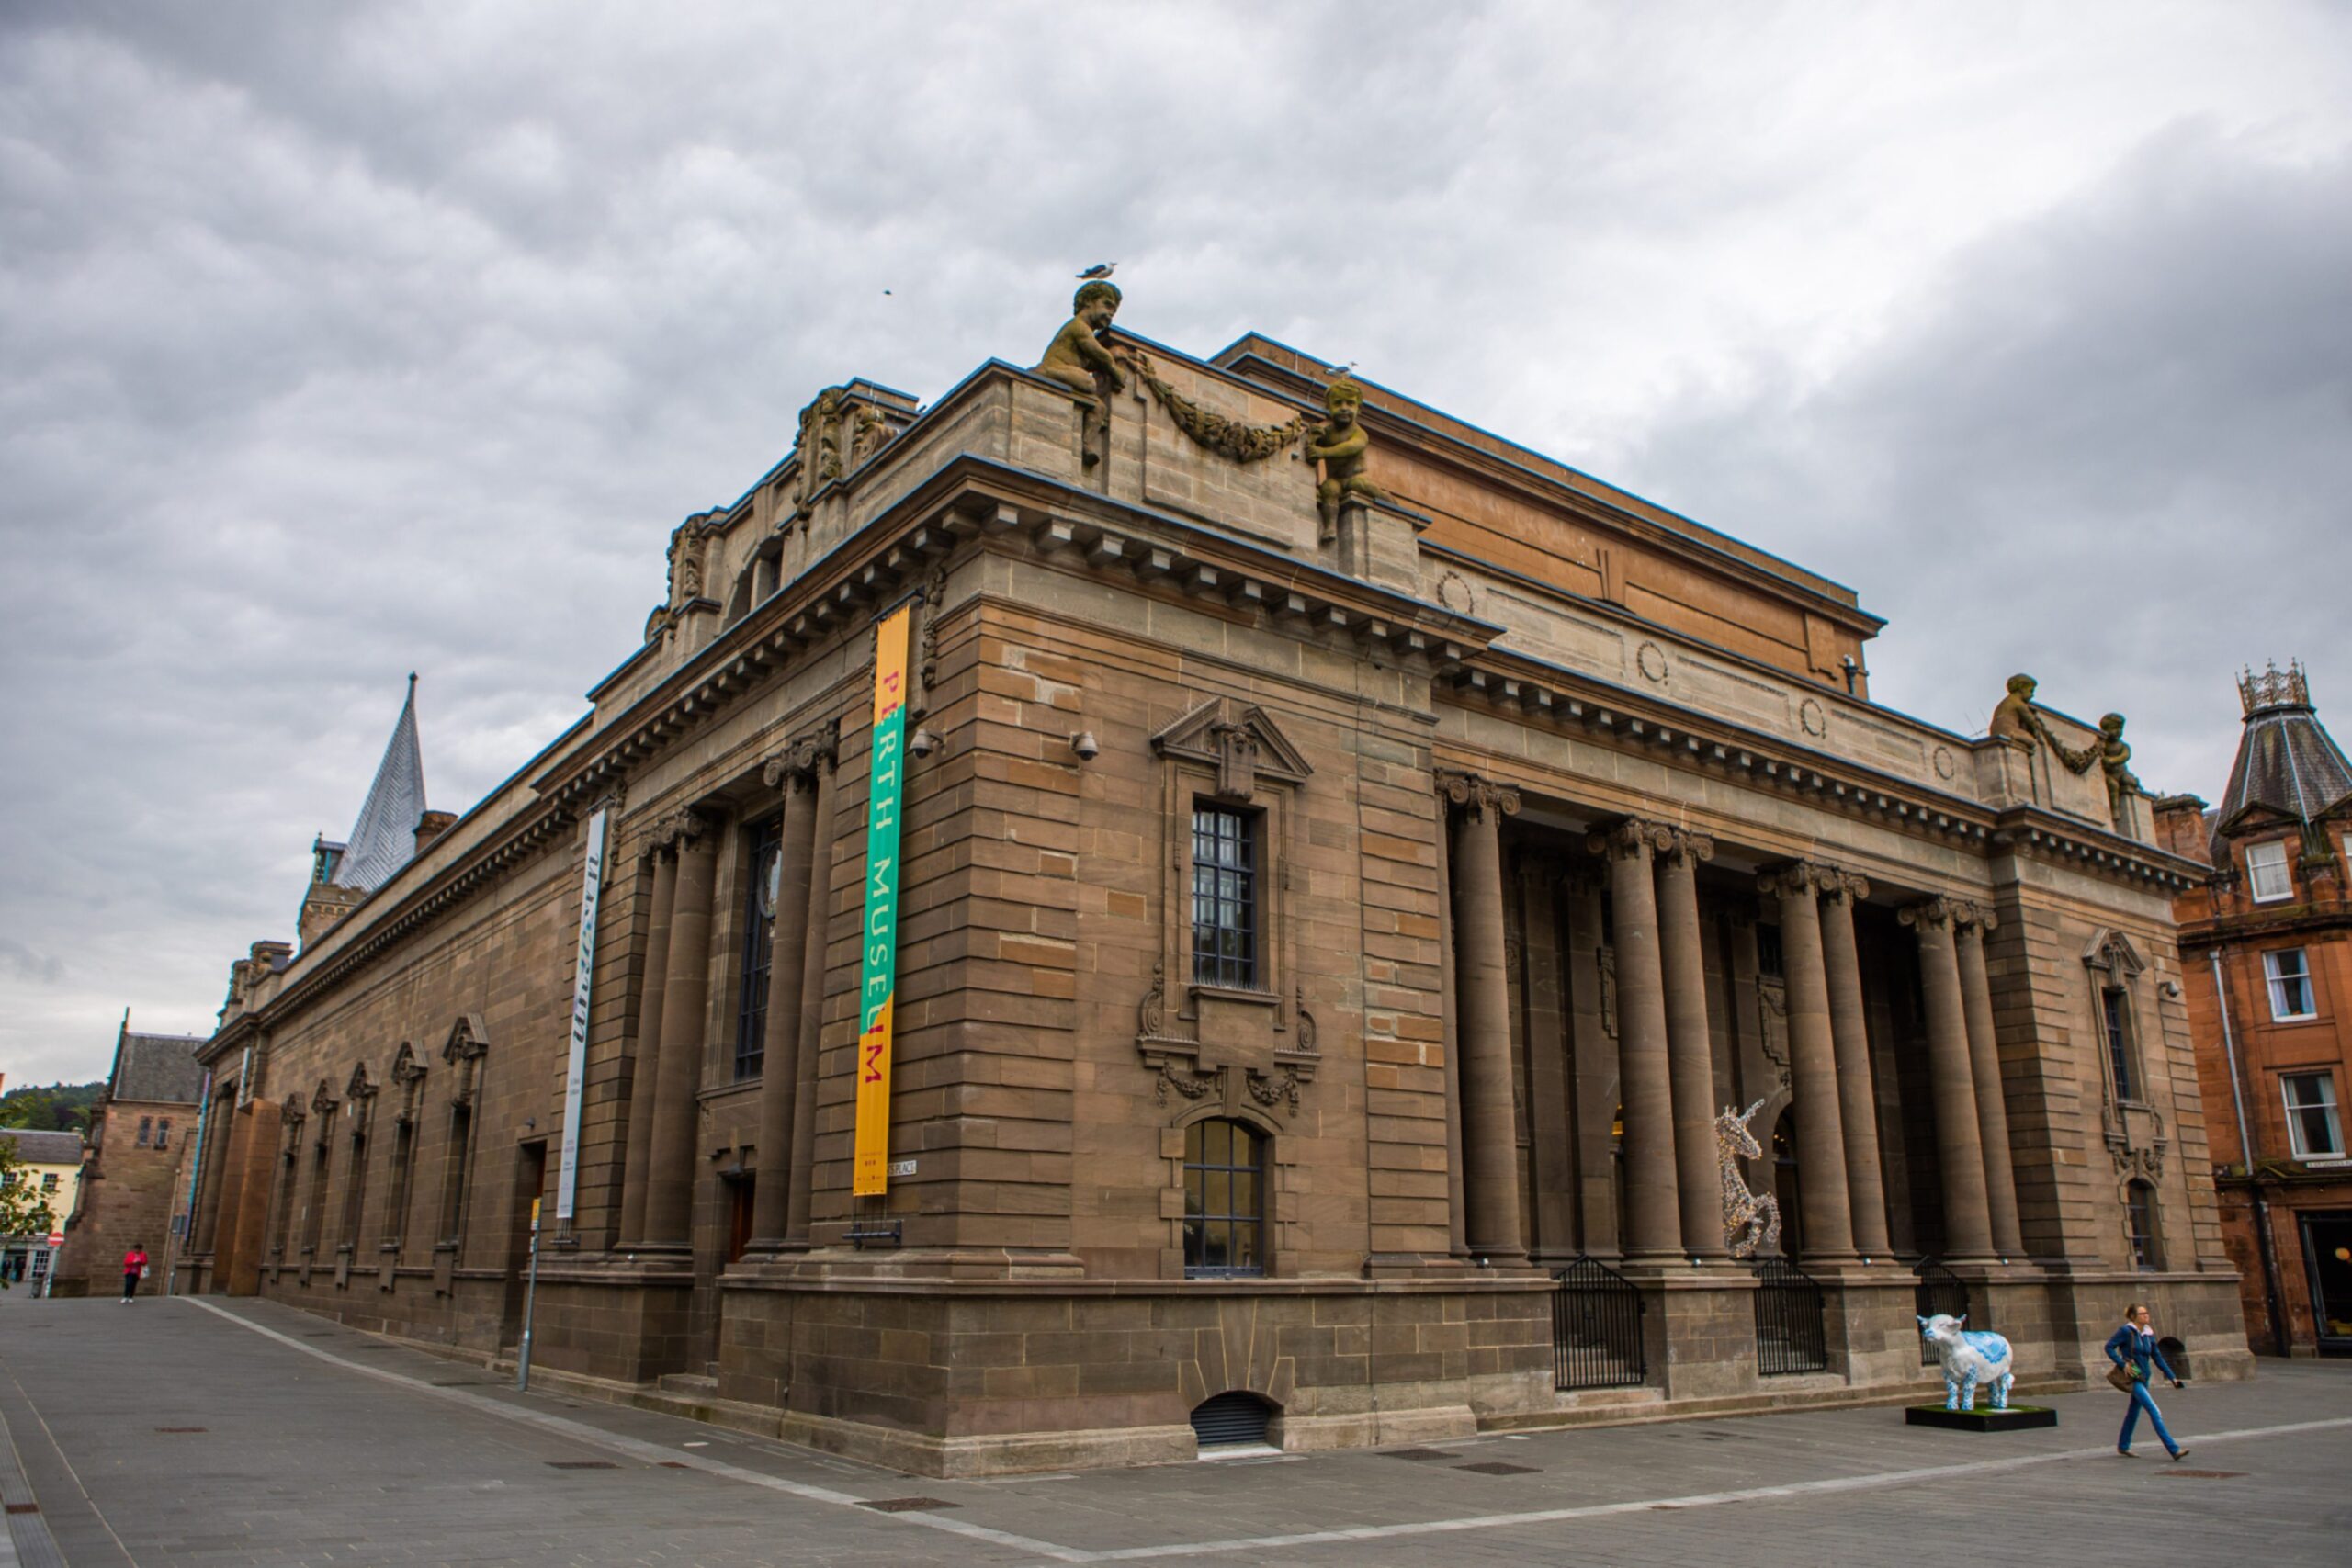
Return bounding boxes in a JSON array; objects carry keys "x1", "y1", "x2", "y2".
[
  {"x1": 2106, "y1": 1303, "x2": 2188, "y2": 1460},
  {"x1": 121, "y1": 1243, "x2": 147, "y2": 1303}
]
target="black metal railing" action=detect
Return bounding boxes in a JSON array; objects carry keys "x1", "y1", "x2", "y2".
[
  {"x1": 1552, "y1": 1255, "x2": 1647, "y2": 1390},
  {"x1": 1752, "y1": 1257, "x2": 1827, "y2": 1376},
  {"x1": 1912, "y1": 1258, "x2": 1973, "y2": 1366}
]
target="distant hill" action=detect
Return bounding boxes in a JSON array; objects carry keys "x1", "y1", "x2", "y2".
[{"x1": 0, "y1": 1082, "x2": 103, "y2": 1134}]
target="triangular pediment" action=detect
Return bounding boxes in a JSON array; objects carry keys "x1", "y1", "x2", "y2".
[
  {"x1": 1150, "y1": 698, "x2": 1312, "y2": 784},
  {"x1": 442, "y1": 1013, "x2": 488, "y2": 1064},
  {"x1": 2081, "y1": 928, "x2": 2146, "y2": 976}
]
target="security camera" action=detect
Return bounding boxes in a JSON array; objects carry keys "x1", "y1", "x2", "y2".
[
  {"x1": 909, "y1": 727, "x2": 940, "y2": 760},
  {"x1": 1070, "y1": 730, "x2": 1101, "y2": 761}
]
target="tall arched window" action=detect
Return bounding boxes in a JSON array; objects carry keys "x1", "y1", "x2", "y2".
[
  {"x1": 1183, "y1": 1120, "x2": 1265, "y2": 1278},
  {"x1": 2125, "y1": 1179, "x2": 2160, "y2": 1271}
]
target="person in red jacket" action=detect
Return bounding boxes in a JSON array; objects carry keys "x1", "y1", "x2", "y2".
[{"x1": 121, "y1": 1244, "x2": 148, "y2": 1302}]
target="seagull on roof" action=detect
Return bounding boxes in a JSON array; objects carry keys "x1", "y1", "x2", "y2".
[
  {"x1": 1328, "y1": 361, "x2": 1358, "y2": 377},
  {"x1": 1076, "y1": 262, "x2": 1117, "y2": 280}
]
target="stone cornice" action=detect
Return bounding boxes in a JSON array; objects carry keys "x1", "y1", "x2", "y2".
[{"x1": 1444, "y1": 645, "x2": 2199, "y2": 893}]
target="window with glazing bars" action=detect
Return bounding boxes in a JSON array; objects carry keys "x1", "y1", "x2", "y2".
[
  {"x1": 2102, "y1": 987, "x2": 2136, "y2": 1101},
  {"x1": 1192, "y1": 806, "x2": 1257, "y2": 989},
  {"x1": 1183, "y1": 1119, "x2": 1264, "y2": 1277},
  {"x1": 734, "y1": 814, "x2": 784, "y2": 1080},
  {"x1": 2125, "y1": 1179, "x2": 2158, "y2": 1269}
]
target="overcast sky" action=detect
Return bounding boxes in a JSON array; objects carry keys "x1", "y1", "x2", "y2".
[{"x1": 5, "y1": 1, "x2": 2348, "y2": 1084}]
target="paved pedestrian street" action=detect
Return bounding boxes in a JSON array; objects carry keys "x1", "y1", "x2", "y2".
[{"x1": 1, "y1": 1292, "x2": 2346, "y2": 1568}]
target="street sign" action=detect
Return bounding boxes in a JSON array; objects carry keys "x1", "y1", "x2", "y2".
[{"x1": 45, "y1": 1232, "x2": 62, "y2": 1247}]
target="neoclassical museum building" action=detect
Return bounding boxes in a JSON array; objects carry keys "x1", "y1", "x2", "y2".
[{"x1": 179, "y1": 288, "x2": 2250, "y2": 1472}]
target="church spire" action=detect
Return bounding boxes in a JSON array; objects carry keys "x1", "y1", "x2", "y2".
[{"x1": 333, "y1": 673, "x2": 428, "y2": 892}]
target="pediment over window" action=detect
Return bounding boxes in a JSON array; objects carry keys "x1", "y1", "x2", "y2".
[
  {"x1": 1151, "y1": 698, "x2": 1312, "y2": 802},
  {"x1": 390, "y1": 1041, "x2": 427, "y2": 1087},
  {"x1": 442, "y1": 1013, "x2": 489, "y2": 1065},
  {"x1": 345, "y1": 1061, "x2": 378, "y2": 1101},
  {"x1": 2082, "y1": 928, "x2": 2146, "y2": 976}
]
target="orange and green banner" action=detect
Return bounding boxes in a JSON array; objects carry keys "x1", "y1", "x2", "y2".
[{"x1": 852, "y1": 604, "x2": 912, "y2": 1197}]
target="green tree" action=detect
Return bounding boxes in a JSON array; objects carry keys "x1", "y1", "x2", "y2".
[
  {"x1": 0, "y1": 1082, "x2": 101, "y2": 1134},
  {"x1": 0, "y1": 1138, "x2": 59, "y2": 1286}
]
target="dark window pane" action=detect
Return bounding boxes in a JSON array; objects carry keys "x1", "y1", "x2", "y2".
[{"x1": 735, "y1": 815, "x2": 785, "y2": 1080}]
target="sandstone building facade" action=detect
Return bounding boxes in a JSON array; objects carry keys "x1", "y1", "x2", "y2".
[
  {"x1": 179, "y1": 295, "x2": 2250, "y2": 1471},
  {"x1": 2157, "y1": 662, "x2": 2352, "y2": 1357},
  {"x1": 51, "y1": 1018, "x2": 206, "y2": 1296}
]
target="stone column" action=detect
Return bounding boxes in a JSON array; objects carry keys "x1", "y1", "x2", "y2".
[
  {"x1": 1816, "y1": 870, "x2": 1891, "y2": 1258},
  {"x1": 1656, "y1": 828, "x2": 1726, "y2": 1261},
  {"x1": 617, "y1": 844, "x2": 678, "y2": 1247},
  {"x1": 1517, "y1": 855, "x2": 1576, "y2": 1258},
  {"x1": 748, "y1": 754, "x2": 820, "y2": 1250},
  {"x1": 1441, "y1": 770, "x2": 1529, "y2": 1265},
  {"x1": 1952, "y1": 906, "x2": 2026, "y2": 1260},
  {"x1": 642, "y1": 808, "x2": 718, "y2": 1251},
  {"x1": 1589, "y1": 818, "x2": 1680, "y2": 1260},
  {"x1": 1760, "y1": 862, "x2": 1854, "y2": 1261},
  {"x1": 786, "y1": 753, "x2": 836, "y2": 1245},
  {"x1": 1900, "y1": 897, "x2": 1995, "y2": 1261},
  {"x1": 1563, "y1": 868, "x2": 1615, "y2": 1257}
]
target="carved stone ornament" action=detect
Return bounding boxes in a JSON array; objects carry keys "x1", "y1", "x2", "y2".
[
  {"x1": 442, "y1": 1014, "x2": 489, "y2": 1065},
  {"x1": 278, "y1": 1090, "x2": 308, "y2": 1134},
  {"x1": 390, "y1": 1041, "x2": 427, "y2": 1087},
  {"x1": 311, "y1": 1078, "x2": 340, "y2": 1119},
  {"x1": 1819, "y1": 867, "x2": 1871, "y2": 905},
  {"x1": 345, "y1": 1061, "x2": 378, "y2": 1102},
  {"x1": 1117, "y1": 345, "x2": 1306, "y2": 464},
  {"x1": 1587, "y1": 816, "x2": 1673, "y2": 863},
  {"x1": 2082, "y1": 928, "x2": 2147, "y2": 977},
  {"x1": 1636, "y1": 640, "x2": 1669, "y2": 685},
  {"x1": 1799, "y1": 697, "x2": 1828, "y2": 739},
  {"x1": 1949, "y1": 898, "x2": 1996, "y2": 934},
  {"x1": 1598, "y1": 945, "x2": 1619, "y2": 1041},
  {"x1": 1133, "y1": 960, "x2": 1317, "y2": 1115},
  {"x1": 1758, "y1": 860, "x2": 1835, "y2": 899},
  {"x1": 1437, "y1": 769, "x2": 1521, "y2": 822},
  {"x1": 762, "y1": 718, "x2": 840, "y2": 791},
  {"x1": 1152, "y1": 699, "x2": 1313, "y2": 796},
  {"x1": 1898, "y1": 897, "x2": 1958, "y2": 931},
  {"x1": 650, "y1": 806, "x2": 715, "y2": 852}
]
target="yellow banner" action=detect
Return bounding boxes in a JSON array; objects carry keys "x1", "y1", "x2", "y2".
[{"x1": 852, "y1": 604, "x2": 912, "y2": 1197}]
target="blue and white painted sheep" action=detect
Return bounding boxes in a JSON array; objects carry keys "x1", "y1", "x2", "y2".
[{"x1": 1918, "y1": 1314, "x2": 2015, "y2": 1411}]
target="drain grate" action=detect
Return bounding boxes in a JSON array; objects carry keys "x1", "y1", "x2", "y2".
[
  {"x1": 1456, "y1": 1461, "x2": 1540, "y2": 1475},
  {"x1": 6, "y1": 1503, "x2": 40, "y2": 1516},
  {"x1": 154, "y1": 1427, "x2": 209, "y2": 1434},
  {"x1": 1384, "y1": 1448, "x2": 1462, "y2": 1461},
  {"x1": 659, "y1": 1461, "x2": 693, "y2": 1469},
  {"x1": 546, "y1": 1461, "x2": 620, "y2": 1471},
  {"x1": 860, "y1": 1497, "x2": 960, "y2": 1514},
  {"x1": 2156, "y1": 1469, "x2": 2244, "y2": 1480}
]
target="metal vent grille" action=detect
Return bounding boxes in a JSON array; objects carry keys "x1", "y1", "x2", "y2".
[{"x1": 1189, "y1": 1391, "x2": 1272, "y2": 1449}]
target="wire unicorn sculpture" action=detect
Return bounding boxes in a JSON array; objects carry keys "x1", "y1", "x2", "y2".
[{"x1": 1716, "y1": 1098, "x2": 1781, "y2": 1258}]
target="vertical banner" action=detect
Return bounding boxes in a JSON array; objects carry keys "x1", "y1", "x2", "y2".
[
  {"x1": 555, "y1": 806, "x2": 609, "y2": 1221},
  {"x1": 853, "y1": 604, "x2": 912, "y2": 1197}
]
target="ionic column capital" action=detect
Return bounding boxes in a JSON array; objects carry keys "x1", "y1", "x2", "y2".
[
  {"x1": 760, "y1": 719, "x2": 839, "y2": 794},
  {"x1": 1758, "y1": 859, "x2": 1835, "y2": 899},
  {"x1": 1436, "y1": 768, "x2": 1521, "y2": 822},
  {"x1": 1587, "y1": 815, "x2": 1671, "y2": 863},
  {"x1": 1949, "y1": 897, "x2": 1996, "y2": 935},
  {"x1": 1899, "y1": 895, "x2": 1959, "y2": 931},
  {"x1": 1657, "y1": 827, "x2": 1714, "y2": 869},
  {"x1": 1821, "y1": 867, "x2": 1871, "y2": 905}
]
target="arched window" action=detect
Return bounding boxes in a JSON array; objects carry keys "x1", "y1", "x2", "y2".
[
  {"x1": 1771, "y1": 1108, "x2": 1802, "y2": 1258},
  {"x1": 1183, "y1": 1120, "x2": 1265, "y2": 1278},
  {"x1": 2125, "y1": 1179, "x2": 2160, "y2": 1271}
]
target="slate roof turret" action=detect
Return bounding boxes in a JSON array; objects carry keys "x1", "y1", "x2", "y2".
[{"x1": 2212, "y1": 660, "x2": 2352, "y2": 860}]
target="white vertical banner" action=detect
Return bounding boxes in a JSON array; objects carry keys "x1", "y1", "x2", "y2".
[{"x1": 555, "y1": 807, "x2": 609, "y2": 1223}]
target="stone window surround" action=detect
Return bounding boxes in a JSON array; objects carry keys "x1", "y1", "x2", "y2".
[
  {"x1": 2083, "y1": 929, "x2": 2154, "y2": 1111},
  {"x1": 2265, "y1": 947, "x2": 2319, "y2": 1022},
  {"x1": 2245, "y1": 839, "x2": 2295, "y2": 903},
  {"x1": 2281, "y1": 1068, "x2": 2344, "y2": 1160}
]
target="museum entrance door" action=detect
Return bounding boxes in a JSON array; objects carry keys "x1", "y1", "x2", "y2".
[{"x1": 2300, "y1": 1211, "x2": 2352, "y2": 1355}]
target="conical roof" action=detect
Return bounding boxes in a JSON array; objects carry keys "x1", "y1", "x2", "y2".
[
  {"x1": 333, "y1": 674, "x2": 428, "y2": 891},
  {"x1": 2212, "y1": 661, "x2": 2352, "y2": 857}
]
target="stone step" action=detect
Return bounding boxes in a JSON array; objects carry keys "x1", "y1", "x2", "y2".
[{"x1": 658, "y1": 1372, "x2": 719, "y2": 1398}]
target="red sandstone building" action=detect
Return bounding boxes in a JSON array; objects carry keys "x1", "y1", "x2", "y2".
[
  {"x1": 2158, "y1": 662, "x2": 2352, "y2": 1356},
  {"x1": 175, "y1": 299, "x2": 2248, "y2": 1472},
  {"x1": 52, "y1": 1017, "x2": 207, "y2": 1296}
]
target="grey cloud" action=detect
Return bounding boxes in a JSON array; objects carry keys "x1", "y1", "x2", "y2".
[
  {"x1": 1623, "y1": 125, "x2": 2352, "y2": 804},
  {"x1": 2, "y1": 3, "x2": 2346, "y2": 1082}
]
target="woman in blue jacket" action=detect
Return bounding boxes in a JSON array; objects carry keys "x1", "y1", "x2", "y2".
[{"x1": 2106, "y1": 1303, "x2": 2188, "y2": 1460}]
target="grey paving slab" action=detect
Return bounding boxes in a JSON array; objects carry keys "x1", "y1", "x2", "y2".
[{"x1": 0, "y1": 1287, "x2": 2347, "y2": 1566}]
